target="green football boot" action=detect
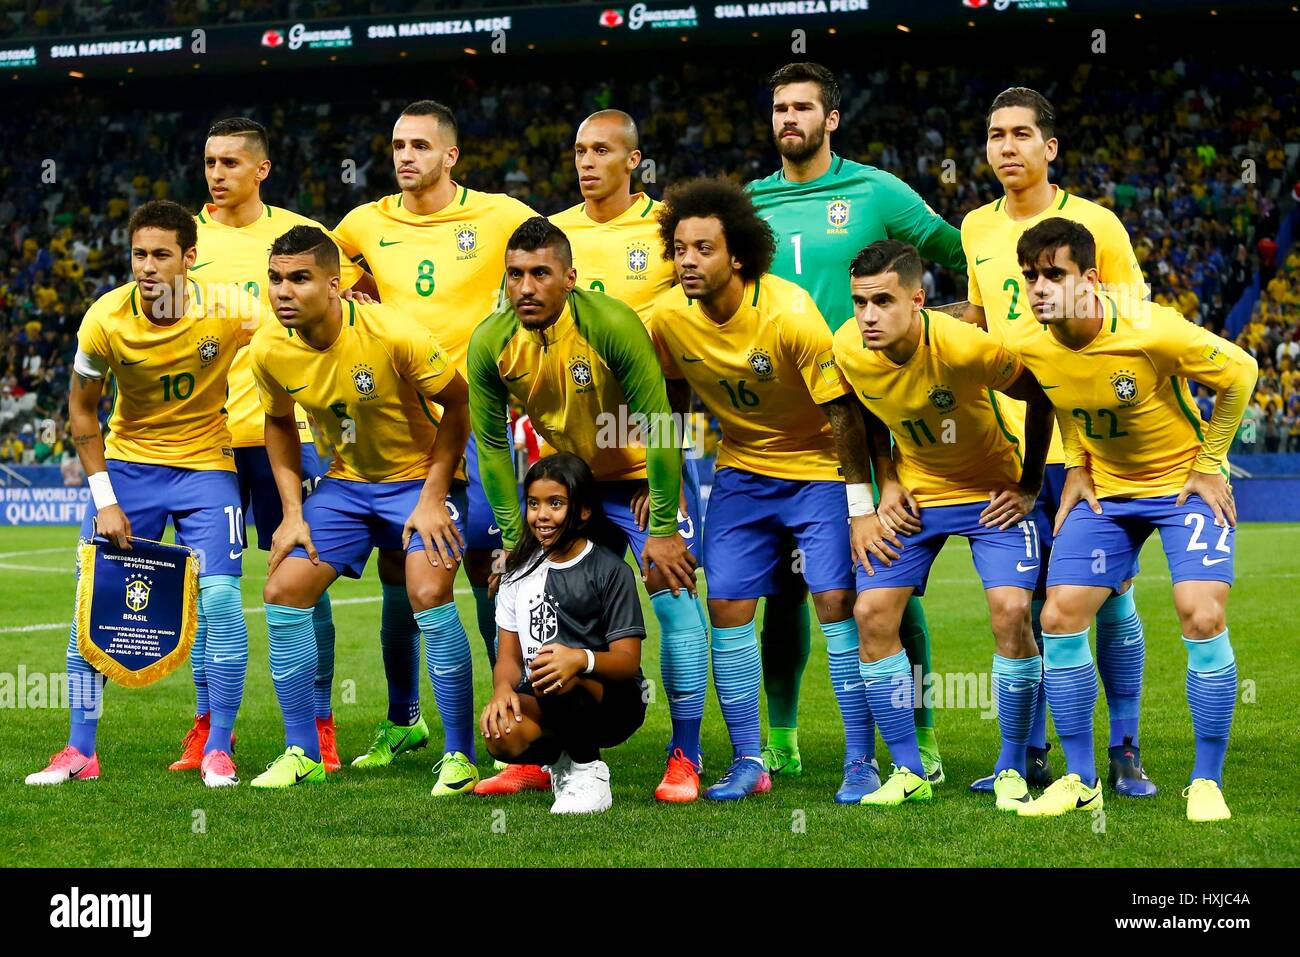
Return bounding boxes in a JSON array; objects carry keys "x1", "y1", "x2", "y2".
[
  {"x1": 350, "y1": 716, "x2": 430, "y2": 769},
  {"x1": 761, "y1": 728, "x2": 803, "y2": 777},
  {"x1": 250, "y1": 746, "x2": 325, "y2": 789},
  {"x1": 860, "y1": 765, "x2": 932, "y2": 807},
  {"x1": 430, "y1": 751, "x2": 479, "y2": 797},
  {"x1": 917, "y1": 726, "x2": 944, "y2": 785}
]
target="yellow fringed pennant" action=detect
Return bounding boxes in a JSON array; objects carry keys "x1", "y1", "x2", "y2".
[{"x1": 75, "y1": 535, "x2": 200, "y2": 688}]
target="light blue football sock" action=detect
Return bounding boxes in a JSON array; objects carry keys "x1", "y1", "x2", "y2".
[
  {"x1": 200, "y1": 575, "x2": 246, "y2": 754},
  {"x1": 651, "y1": 589, "x2": 708, "y2": 764},
  {"x1": 415, "y1": 601, "x2": 475, "y2": 759},
  {"x1": 1042, "y1": 627, "x2": 1097, "y2": 782},
  {"x1": 860, "y1": 649, "x2": 922, "y2": 774},
  {"x1": 1185, "y1": 629, "x2": 1236, "y2": 785},
  {"x1": 711, "y1": 618, "x2": 761, "y2": 759},
  {"x1": 265, "y1": 603, "x2": 319, "y2": 760}
]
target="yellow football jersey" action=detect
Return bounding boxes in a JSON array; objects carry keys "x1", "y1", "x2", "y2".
[
  {"x1": 549, "y1": 193, "x2": 675, "y2": 321},
  {"x1": 1015, "y1": 298, "x2": 1257, "y2": 499},
  {"x1": 194, "y1": 202, "x2": 362, "y2": 448},
  {"x1": 648, "y1": 274, "x2": 849, "y2": 482},
  {"x1": 962, "y1": 188, "x2": 1145, "y2": 464},
  {"x1": 77, "y1": 280, "x2": 257, "y2": 471},
  {"x1": 333, "y1": 186, "x2": 535, "y2": 373},
  {"x1": 833, "y1": 309, "x2": 1025, "y2": 506},
  {"x1": 249, "y1": 299, "x2": 459, "y2": 484}
]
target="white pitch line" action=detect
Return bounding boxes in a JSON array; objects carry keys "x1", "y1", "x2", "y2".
[
  {"x1": 0, "y1": 586, "x2": 475, "y2": 635},
  {"x1": 0, "y1": 547, "x2": 69, "y2": 560}
]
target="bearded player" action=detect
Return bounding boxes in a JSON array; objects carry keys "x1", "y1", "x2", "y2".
[
  {"x1": 333, "y1": 101, "x2": 535, "y2": 769},
  {"x1": 26, "y1": 201, "x2": 257, "y2": 789},
  {"x1": 962, "y1": 88, "x2": 1156, "y2": 797},
  {"x1": 173, "y1": 116, "x2": 367, "y2": 775},
  {"x1": 746, "y1": 62, "x2": 967, "y2": 781},
  {"x1": 1009, "y1": 219, "x2": 1255, "y2": 823}
]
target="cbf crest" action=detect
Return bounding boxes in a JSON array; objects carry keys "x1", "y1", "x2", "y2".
[
  {"x1": 124, "y1": 573, "x2": 152, "y2": 613},
  {"x1": 455, "y1": 223, "x2": 478, "y2": 259},
  {"x1": 529, "y1": 593, "x2": 559, "y2": 644},
  {"x1": 197, "y1": 336, "x2": 220, "y2": 367},
  {"x1": 352, "y1": 363, "x2": 377, "y2": 397},
  {"x1": 747, "y1": 348, "x2": 775, "y2": 380},
  {"x1": 928, "y1": 385, "x2": 957, "y2": 413},
  {"x1": 827, "y1": 197, "x2": 851, "y2": 232},
  {"x1": 568, "y1": 355, "x2": 594, "y2": 393},
  {"x1": 626, "y1": 241, "x2": 651, "y2": 276},
  {"x1": 1110, "y1": 369, "x2": 1139, "y2": 406}
]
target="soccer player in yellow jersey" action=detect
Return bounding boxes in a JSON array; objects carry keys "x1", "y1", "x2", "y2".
[
  {"x1": 831, "y1": 239, "x2": 1052, "y2": 810},
  {"x1": 334, "y1": 101, "x2": 535, "y2": 763},
  {"x1": 961, "y1": 88, "x2": 1156, "y2": 797},
  {"x1": 248, "y1": 226, "x2": 476, "y2": 793},
  {"x1": 178, "y1": 116, "x2": 367, "y2": 775},
  {"x1": 548, "y1": 110, "x2": 676, "y2": 319},
  {"x1": 25, "y1": 201, "x2": 257, "y2": 790},
  {"x1": 468, "y1": 218, "x2": 705, "y2": 802},
  {"x1": 648, "y1": 178, "x2": 877, "y2": 802},
  {"x1": 1008, "y1": 219, "x2": 1257, "y2": 823}
]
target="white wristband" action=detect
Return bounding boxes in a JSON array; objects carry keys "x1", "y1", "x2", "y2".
[
  {"x1": 583, "y1": 649, "x2": 596, "y2": 675},
  {"x1": 88, "y1": 471, "x2": 117, "y2": 510},
  {"x1": 846, "y1": 482, "x2": 875, "y2": 518}
]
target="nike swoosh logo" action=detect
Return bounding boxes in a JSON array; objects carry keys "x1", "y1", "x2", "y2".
[
  {"x1": 505, "y1": 372, "x2": 530, "y2": 382},
  {"x1": 1016, "y1": 562, "x2": 1039, "y2": 572},
  {"x1": 841, "y1": 680, "x2": 864, "y2": 692},
  {"x1": 718, "y1": 694, "x2": 747, "y2": 705},
  {"x1": 270, "y1": 670, "x2": 293, "y2": 681},
  {"x1": 121, "y1": 357, "x2": 146, "y2": 366},
  {"x1": 212, "y1": 654, "x2": 239, "y2": 663},
  {"x1": 191, "y1": 261, "x2": 213, "y2": 271},
  {"x1": 295, "y1": 769, "x2": 315, "y2": 783},
  {"x1": 975, "y1": 256, "x2": 993, "y2": 266},
  {"x1": 228, "y1": 549, "x2": 243, "y2": 560},
  {"x1": 681, "y1": 355, "x2": 704, "y2": 363},
  {"x1": 1122, "y1": 636, "x2": 1142, "y2": 646},
  {"x1": 487, "y1": 524, "x2": 501, "y2": 535},
  {"x1": 432, "y1": 665, "x2": 461, "y2": 677},
  {"x1": 286, "y1": 385, "x2": 309, "y2": 394},
  {"x1": 860, "y1": 391, "x2": 883, "y2": 401},
  {"x1": 378, "y1": 238, "x2": 402, "y2": 247},
  {"x1": 1201, "y1": 556, "x2": 1230, "y2": 566},
  {"x1": 1075, "y1": 793, "x2": 1098, "y2": 808},
  {"x1": 443, "y1": 777, "x2": 475, "y2": 790},
  {"x1": 1041, "y1": 384, "x2": 1060, "y2": 390},
  {"x1": 389, "y1": 727, "x2": 413, "y2": 753},
  {"x1": 903, "y1": 784, "x2": 925, "y2": 798}
]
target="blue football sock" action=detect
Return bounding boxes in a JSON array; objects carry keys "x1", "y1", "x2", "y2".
[
  {"x1": 650, "y1": 590, "x2": 708, "y2": 764},
  {"x1": 824, "y1": 618, "x2": 874, "y2": 761},
  {"x1": 379, "y1": 583, "x2": 421, "y2": 726},
  {"x1": 265, "y1": 603, "x2": 320, "y2": 760},
  {"x1": 1029, "y1": 599, "x2": 1049, "y2": 750},
  {"x1": 191, "y1": 608, "x2": 210, "y2": 717},
  {"x1": 1096, "y1": 587, "x2": 1144, "y2": 746},
  {"x1": 860, "y1": 649, "x2": 922, "y2": 774},
  {"x1": 415, "y1": 601, "x2": 475, "y2": 759},
  {"x1": 993, "y1": 653, "x2": 1043, "y2": 776},
  {"x1": 312, "y1": 592, "x2": 336, "y2": 720},
  {"x1": 471, "y1": 584, "x2": 498, "y2": 668},
  {"x1": 65, "y1": 620, "x2": 102, "y2": 756},
  {"x1": 1184, "y1": 629, "x2": 1236, "y2": 785},
  {"x1": 200, "y1": 576, "x2": 246, "y2": 755},
  {"x1": 710, "y1": 618, "x2": 761, "y2": 759},
  {"x1": 1042, "y1": 628, "x2": 1098, "y2": 782}
]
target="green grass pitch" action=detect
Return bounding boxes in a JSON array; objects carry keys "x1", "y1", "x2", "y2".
[{"x1": 1, "y1": 523, "x2": 1297, "y2": 867}]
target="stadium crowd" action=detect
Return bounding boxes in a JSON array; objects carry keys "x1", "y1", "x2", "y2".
[{"x1": 1, "y1": 57, "x2": 1296, "y2": 465}]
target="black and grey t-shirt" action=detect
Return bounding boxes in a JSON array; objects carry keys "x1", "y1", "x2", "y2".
[{"x1": 496, "y1": 540, "x2": 646, "y2": 680}]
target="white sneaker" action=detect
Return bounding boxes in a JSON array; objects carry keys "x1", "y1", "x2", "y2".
[
  {"x1": 544, "y1": 752, "x2": 572, "y2": 799},
  {"x1": 551, "y1": 759, "x2": 612, "y2": 815}
]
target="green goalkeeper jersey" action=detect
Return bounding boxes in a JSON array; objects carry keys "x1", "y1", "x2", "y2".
[{"x1": 747, "y1": 154, "x2": 967, "y2": 331}]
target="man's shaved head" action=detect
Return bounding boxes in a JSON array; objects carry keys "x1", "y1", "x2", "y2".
[{"x1": 577, "y1": 110, "x2": 639, "y2": 151}]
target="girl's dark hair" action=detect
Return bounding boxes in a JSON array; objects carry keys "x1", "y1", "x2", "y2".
[{"x1": 503, "y1": 453, "x2": 599, "y2": 582}]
